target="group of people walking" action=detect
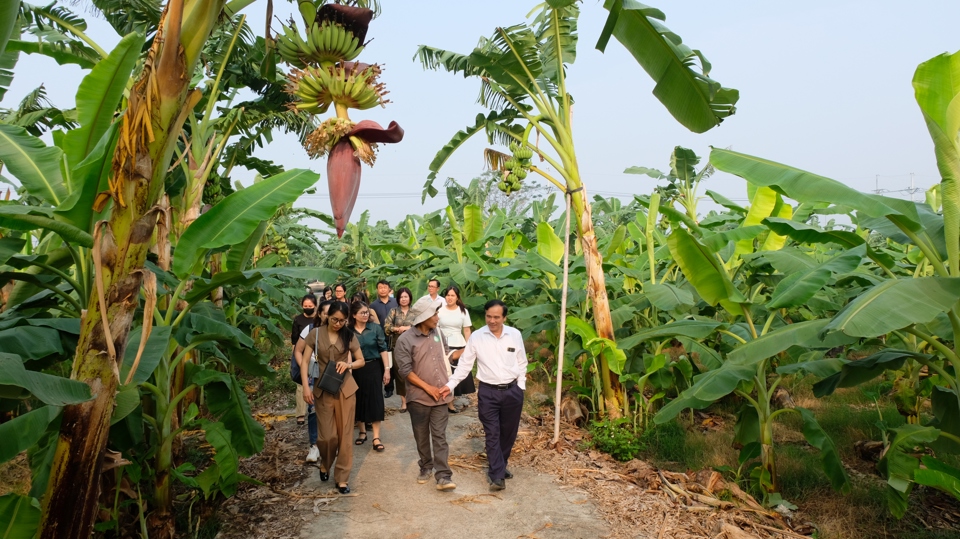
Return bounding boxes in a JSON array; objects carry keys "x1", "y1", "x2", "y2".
[{"x1": 288, "y1": 279, "x2": 527, "y2": 494}]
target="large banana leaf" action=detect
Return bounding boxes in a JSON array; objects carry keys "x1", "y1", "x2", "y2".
[
  {"x1": 462, "y1": 204, "x2": 484, "y2": 244},
  {"x1": 118, "y1": 326, "x2": 172, "y2": 385},
  {"x1": 61, "y1": 32, "x2": 143, "y2": 173},
  {"x1": 536, "y1": 221, "x2": 564, "y2": 265},
  {"x1": 654, "y1": 363, "x2": 756, "y2": 423},
  {"x1": 914, "y1": 456, "x2": 960, "y2": 500},
  {"x1": 0, "y1": 326, "x2": 63, "y2": 360},
  {"x1": 879, "y1": 425, "x2": 942, "y2": 518},
  {"x1": 813, "y1": 350, "x2": 931, "y2": 398},
  {"x1": 733, "y1": 187, "x2": 778, "y2": 259},
  {"x1": 617, "y1": 319, "x2": 722, "y2": 351},
  {"x1": 189, "y1": 368, "x2": 264, "y2": 456},
  {"x1": 198, "y1": 419, "x2": 241, "y2": 497},
  {"x1": 643, "y1": 282, "x2": 694, "y2": 311},
  {"x1": 710, "y1": 148, "x2": 921, "y2": 229},
  {"x1": 0, "y1": 405, "x2": 60, "y2": 464},
  {"x1": 597, "y1": 0, "x2": 738, "y2": 133},
  {"x1": 666, "y1": 227, "x2": 745, "y2": 307},
  {"x1": 798, "y1": 407, "x2": 851, "y2": 493},
  {"x1": 762, "y1": 217, "x2": 864, "y2": 248},
  {"x1": 913, "y1": 51, "x2": 960, "y2": 277},
  {"x1": 824, "y1": 277, "x2": 960, "y2": 338},
  {"x1": 0, "y1": 124, "x2": 67, "y2": 205},
  {"x1": 767, "y1": 245, "x2": 865, "y2": 309},
  {"x1": 0, "y1": 354, "x2": 91, "y2": 405},
  {"x1": 0, "y1": 494, "x2": 41, "y2": 539},
  {"x1": 3, "y1": 39, "x2": 97, "y2": 69},
  {"x1": 423, "y1": 110, "x2": 521, "y2": 185},
  {"x1": 0, "y1": 0, "x2": 18, "y2": 56},
  {"x1": 0, "y1": 19, "x2": 18, "y2": 103},
  {"x1": 54, "y1": 123, "x2": 118, "y2": 230},
  {"x1": 224, "y1": 220, "x2": 268, "y2": 272},
  {"x1": 173, "y1": 169, "x2": 319, "y2": 278},
  {"x1": 0, "y1": 205, "x2": 93, "y2": 246}
]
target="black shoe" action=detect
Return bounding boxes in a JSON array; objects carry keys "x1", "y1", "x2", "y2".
[
  {"x1": 338, "y1": 484, "x2": 350, "y2": 494},
  {"x1": 319, "y1": 469, "x2": 329, "y2": 482},
  {"x1": 504, "y1": 469, "x2": 513, "y2": 480},
  {"x1": 489, "y1": 478, "x2": 505, "y2": 491},
  {"x1": 384, "y1": 389, "x2": 394, "y2": 398}
]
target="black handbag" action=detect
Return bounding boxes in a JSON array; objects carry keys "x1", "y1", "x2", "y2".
[
  {"x1": 316, "y1": 356, "x2": 345, "y2": 395},
  {"x1": 314, "y1": 326, "x2": 345, "y2": 394}
]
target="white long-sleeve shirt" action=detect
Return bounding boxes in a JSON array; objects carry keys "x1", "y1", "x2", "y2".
[{"x1": 447, "y1": 324, "x2": 527, "y2": 391}]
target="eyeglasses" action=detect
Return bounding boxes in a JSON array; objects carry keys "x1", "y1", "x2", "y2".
[
  {"x1": 329, "y1": 317, "x2": 347, "y2": 326},
  {"x1": 357, "y1": 311, "x2": 369, "y2": 316}
]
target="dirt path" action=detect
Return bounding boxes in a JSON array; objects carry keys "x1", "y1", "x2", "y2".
[{"x1": 297, "y1": 395, "x2": 609, "y2": 539}]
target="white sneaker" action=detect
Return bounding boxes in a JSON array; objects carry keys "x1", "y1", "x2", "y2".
[{"x1": 305, "y1": 446, "x2": 320, "y2": 463}]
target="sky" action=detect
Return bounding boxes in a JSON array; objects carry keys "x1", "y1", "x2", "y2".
[{"x1": 8, "y1": 0, "x2": 960, "y2": 230}]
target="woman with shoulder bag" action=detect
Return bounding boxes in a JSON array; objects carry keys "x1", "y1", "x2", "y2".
[
  {"x1": 437, "y1": 285, "x2": 474, "y2": 413},
  {"x1": 300, "y1": 301, "x2": 365, "y2": 494}
]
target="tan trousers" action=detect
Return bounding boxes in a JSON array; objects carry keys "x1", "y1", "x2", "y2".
[
  {"x1": 315, "y1": 389, "x2": 356, "y2": 485},
  {"x1": 295, "y1": 384, "x2": 307, "y2": 417}
]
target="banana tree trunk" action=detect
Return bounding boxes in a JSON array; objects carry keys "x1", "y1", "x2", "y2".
[
  {"x1": 570, "y1": 184, "x2": 622, "y2": 418},
  {"x1": 39, "y1": 1, "x2": 225, "y2": 537}
]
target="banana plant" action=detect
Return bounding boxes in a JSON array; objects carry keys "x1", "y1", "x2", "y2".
[
  {"x1": 415, "y1": 0, "x2": 738, "y2": 415},
  {"x1": 706, "y1": 49, "x2": 960, "y2": 515}
]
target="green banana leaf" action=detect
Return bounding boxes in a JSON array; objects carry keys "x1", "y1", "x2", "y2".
[
  {"x1": 642, "y1": 282, "x2": 694, "y2": 311},
  {"x1": 812, "y1": 350, "x2": 929, "y2": 398},
  {"x1": 424, "y1": 110, "x2": 521, "y2": 186},
  {"x1": 879, "y1": 425, "x2": 942, "y2": 518},
  {"x1": 666, "y1": 227, "x2": 745, "y2": 306},
  {"x1": 734, "y1": 187, "x2": 778, "y2": 259},
  {"x1": 710, "y1": 147, "x2": 921, "y2": 230},
  {"x1": 173, "y1": 168, "x2": 320, "y2": 278},
  {"x1": 0, "y1": 354, "x2": 91, "y2": 406},
  {"x1": 198, "y1": 419, "x2": 241, "y2": 497},
  {"x1": 0, "y1": 124, "x2": 67, "y2": 205},
  {"x1": 60, "y1": 32, "x2": 143, "y2": 172},
  {"x1": 597, "y1": 0, "x2": 738, "y2": 134},
  {"x1": 914, "y1": 456, "x2": 960, "y2": 501},
  {"x1": 913, "y1": 51, "x2": 960, "y2": 277},
  {"x1": 536, "y1": 221, "x2": 565, "y2": 265},
  {"x1": 0, "y1": 237, "x2": 24, "y2": 264},
  {"x1": 189, "y1": 368, "x2": 264, "y2": 456},
  {"x1": 3, "y1": 39, "x2": 97, "y2": 69},
  {"x1": 762, "y1": 217, "x2": 864, "y2": 248},
  {"x1": 463, "y1": 204, "x2": 484, "y2": 244},
  {"x1": 767, "y1": 245, "x2": 865, "y2": 309},
  {"x1": 54, "y1": 123, "x2": 118, "y2": 230},
  {"x1": 705, "y1": 190, "x2": 745, "y2": 214},
  {"x1": 0, "y1": 405, "x2": 60, "y2": 464},
  {"x1": 0, "y1": 494, "x2": 41, "y2": 539},
  {"x1": 797, "y1": 407, "x2": 851, "y2": 493},
  {"x1": 0, "y1": 326, "x2": 63, "y2": 360},
  {"x1": 654, "y1": 363, "x2": 756, "y2": 423},
  {"x1": 0, "y1": 205, "x2": 93, "y2": 247},
  {"x1": 118, "y1": 325, "x2": 173, "y2": 385},
  {"x1": 824, "y1": 277, "x2": 960, "y2": 338},
  {"x1": 617, "y1": 319, "x2": 722, "y2": 351},
  {"x1": 0, "y1": 0, "x2": 18, "y2": 57},
  {"x1": 224, "y1": 220, "x2": 268, "y2": 272}
]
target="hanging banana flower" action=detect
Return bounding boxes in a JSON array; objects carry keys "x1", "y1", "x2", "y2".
[{"x1": 278, "y1": 2, "x2": 401, "y2": 236}]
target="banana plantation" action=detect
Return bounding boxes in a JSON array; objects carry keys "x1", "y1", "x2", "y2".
[{"x1": 2, "y1": 0, "x2": 960, "y2": 537}]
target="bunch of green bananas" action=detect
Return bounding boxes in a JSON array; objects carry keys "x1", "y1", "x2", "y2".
[
  {"x1": 497, "y1": 142, "x2": 535, "y2": 194},
  {"x1": 276, "y1": 19, "x2": 364, "y2": 68},
  {"x1": 292, "y1": 63, "x2": 383, "y2": 113}
]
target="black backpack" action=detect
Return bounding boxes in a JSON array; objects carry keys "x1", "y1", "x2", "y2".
[{"x1": 290, "y1": 323, "x2": 315, "y2": 384}]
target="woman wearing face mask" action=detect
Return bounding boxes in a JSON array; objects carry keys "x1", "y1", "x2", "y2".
[{"x1": 290, "y1": 294, "x2": 319, "y2": 462}]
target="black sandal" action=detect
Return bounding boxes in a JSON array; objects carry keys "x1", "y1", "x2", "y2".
[
  {"x1": 355, "y1": 432, "x2": 367, "y2": 445},
  {"x1": 372, "y1": 438, "x2": 384, "y2": 452}
]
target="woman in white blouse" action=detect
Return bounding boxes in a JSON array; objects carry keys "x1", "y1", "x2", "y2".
[{"x1": 437, "y1": 285, "x2": 474, "y2": 413}]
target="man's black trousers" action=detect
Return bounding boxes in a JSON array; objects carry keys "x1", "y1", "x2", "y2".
[{"x1": 477, "y1": 382, "x2": 523, "y2": 482}]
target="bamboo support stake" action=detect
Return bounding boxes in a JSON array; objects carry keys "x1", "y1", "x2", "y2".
[{"x1": 552, "y1": 191, "x2": 572, "y2": 445}]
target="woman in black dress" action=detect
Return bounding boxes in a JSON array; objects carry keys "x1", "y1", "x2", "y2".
[{"x1": 350, "y1": 300, "x2": 390, "y2": 451}]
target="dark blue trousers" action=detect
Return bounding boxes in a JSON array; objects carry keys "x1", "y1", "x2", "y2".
[{"x1": 477, "y1": 382, "x2": 524, "y2": 482}]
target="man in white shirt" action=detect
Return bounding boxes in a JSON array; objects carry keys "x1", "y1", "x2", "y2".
[
  {"x1": 442, "y1": 299, "x2": 527, "y2": 491},
  {"x1": 418, "y1": 278, "x2": 444, "y2": 308}
]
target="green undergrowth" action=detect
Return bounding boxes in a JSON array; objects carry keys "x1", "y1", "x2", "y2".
[{"x1": 581, "y1": 377, "x2": 960, "y2": 538}]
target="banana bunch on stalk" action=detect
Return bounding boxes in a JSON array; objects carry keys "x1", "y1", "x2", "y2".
[
  {"x1": 498, "y1": 142, "x2": 535, "y2": 194},
  {"x1": 276, "y1": 2, "x2": 403, "y2": 237},
  {"x1": 275, "y1": 19, "x2": 364, "y2": 68}
]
